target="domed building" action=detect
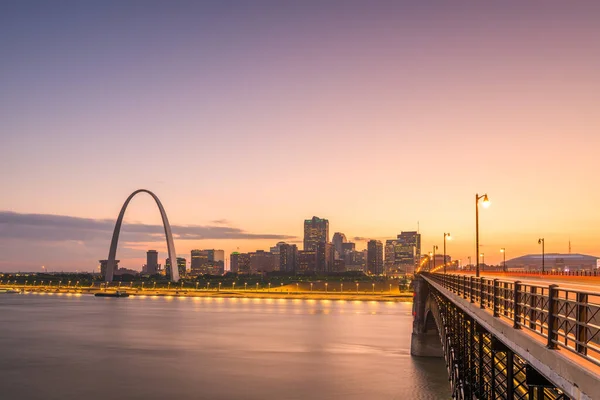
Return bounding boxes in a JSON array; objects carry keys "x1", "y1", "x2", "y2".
[{"x1": 506, "y1": 253, "x2": 599, "y2": 272}]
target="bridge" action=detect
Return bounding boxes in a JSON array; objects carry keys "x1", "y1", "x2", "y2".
[{"x1": 411, "y1": 272, "x2": 600, "y2": 399}]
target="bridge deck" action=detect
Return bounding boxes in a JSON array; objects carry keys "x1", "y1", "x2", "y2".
[{"x1": 422, "y1": 273, "x2": 600, "y2": 400}]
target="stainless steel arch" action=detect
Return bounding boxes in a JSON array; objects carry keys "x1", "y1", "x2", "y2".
[{"x1": 105, "y1": 189, "x2": 180, "y2": 283}]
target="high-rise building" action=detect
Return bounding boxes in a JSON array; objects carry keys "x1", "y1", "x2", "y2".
[
  {"x1": 249, "y1": 250, "x2": 277, "y2": 273},
  {"x1": 332, "y1": 232, "x2": 347, "y2": 260},
  {"x1": 316, "y1": 241, "x2": 334, "y2": 273},
  {"x1": 367, "y1": 240, "x2": 384, "y2": 275},
  {"x1": 297, "y1": 250, "x2": 317, "y2": 273},
  {"x1": 384, "y1": 240, "x2": 396, "y2": 273},
  {"x1": 303, "y1": 216, "x2": 329, "y2": 251},
  {"x1": 190, "y1": 249, "x2": 225, "y2": 275},
  {"x1": 279, "y1": 243, "x2": 298, "y2": 274},
  {"x1": 165, "y1": 257, "x2": 186, "y2": 278},
  {"x1": 146, "y1": 250, "x2": 158, "y2": 274},
  {"x1": 396, "y1": 231, "x2": 421, "y2": 274},
  {"x1": 230, "y1": 252, "x2": 251, "y2": 274},
  {"x1": 191, "y1": 249, "x2": 209, "y2": 274}
]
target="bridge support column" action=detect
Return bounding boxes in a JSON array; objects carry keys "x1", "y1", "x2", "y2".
[{"x1": 410, "y1": 276, "x2": 444, "y2": 357}]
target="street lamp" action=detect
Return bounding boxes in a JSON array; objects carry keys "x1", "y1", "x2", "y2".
[
  {"x1": 218, "y1": 282, "x2": 222, "y2": 291},
  {"x1": 480, "y1": 253, "x2": 485, "y2": 269},
  {"x1": 356, "y1": 282, "x2": 359, "y2": 294},
  {"x1": 432, "y1": 245, "x2": 438, "y2": 272},
  {"x1": 245, "y1": 282, "x2": 248, "y2": 291},
  {"x1": 310, "y1": 282, "x2": 313, "y2": 292},
  {"x1": 232, "y1": 282, "x2": 236, "y2": 290},
  {"x1": 500, "y1": 248, "x2": 506, "y2": 272},
  {"x1": 443, "y1": 233, "x2": 451, "y2": 274},
  {"x1": 475, "y1": 193, "x2": 490, "y2": 277},
  {"x1": 325, "y1": 282, "x2": 328, "y2": 293},
  {"x1": 372, "y1": 283, "x2": 375, "y2": 293},
  {"x1": 428, "y1": 252, "x2": 433, "y2": 271},
  {"x1": 538, "y1": 238, "x2": 545, "y2": 273}
]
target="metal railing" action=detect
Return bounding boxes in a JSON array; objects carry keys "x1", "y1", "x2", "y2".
[{"x1": 423, "y1": 273, "x2": 600, "y2": 368}]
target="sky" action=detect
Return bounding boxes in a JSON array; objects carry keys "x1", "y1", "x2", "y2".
[{"x1": 1, "y1": 1, "x2": 600, "y2": 272}]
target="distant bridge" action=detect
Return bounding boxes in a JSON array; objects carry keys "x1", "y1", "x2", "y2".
[{"x1": 411, "y1": 273, "x2": 600, "y2": 399}]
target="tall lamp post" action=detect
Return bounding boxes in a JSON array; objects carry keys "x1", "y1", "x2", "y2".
[
  {"x1": 500, "y1": 248, "x2": 506, "y2": 272},
  {"x1": 475, "y1": 193, "x2": 490, "y2": 277},
  {"x1": 538, "y1": 238, "x2": 545, "y2": 273},
  {"x1": 480, "y1": 253, "x2": 485, "y2": 270},
  {"x1": 443, "y1": 233, "x2": 451, "y2": 274},
  {"x1": 432, "y1": 245, "x2": 438, "y2": 272}
]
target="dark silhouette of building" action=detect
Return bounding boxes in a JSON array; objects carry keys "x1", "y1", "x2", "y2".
[
  {"x1": 230, "y1": 252, "x2": 251, "y2": 274},
  {"x1": 279, "y1": 243, "x2": 298, "y2": 274},
  {"x1": 146, "y1": 250, "x2": 158, "y2": 274},
  {"x1": 303, "y1": 216, "x2": 329, "y2": 251},
  {"x1": 165, "y1": 257, "x2": 186, "y2": 278},
  {"x1": 395, "y1": 231, "x2": 421, "y2": 274},
  {"x1": 367, "y1": 240, "x2": 383, "y2": 275},
  {"x1": 249, "y1": 250, "x2": 277, "y2": 273},
  {"x1": 316, "y1": 242, "x2": 334, "y2": 273},
  {"x1": 297, "y1": 250, "x2": 317, "y2": 273},
  {"x1": 99, "y1": 259, "x2": 119, "y2": 278},
  {"x1": 332, "y1": 232, "x2": 347, "y2": 260}
]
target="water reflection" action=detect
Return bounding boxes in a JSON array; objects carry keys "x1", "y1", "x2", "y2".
[{"x1": 0, "y1": 294, "x2": 450, "y2": 400}]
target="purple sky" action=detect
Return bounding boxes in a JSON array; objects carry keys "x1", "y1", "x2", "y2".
[{"x1": 2, "y1": 1, "x2": 600, "y2": 272}]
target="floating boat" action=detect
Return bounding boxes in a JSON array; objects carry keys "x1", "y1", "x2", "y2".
[
  {"x1": 95, "y1": 291, "x2": 129, "y2": 298},
  {"x1": 0, "y1": 289, "x2": 21, "y2": 294}
]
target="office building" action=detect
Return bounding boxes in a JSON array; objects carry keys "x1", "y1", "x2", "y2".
[
  {"x1": 367, "y1": 240, "x2": 383, "y2": 275},
  {"x1": 395, "y1": 231, "x2": 421, "y2": 274},
  {"x1": 146, "y1": 250, "x2": 158, "y2": 274},
  {"x1": 303, "y1": 216, "x2": 329, "y2": 251},
  {"x1": 332, "y1": 232, "x2": 347, "y2": 260},
  {"x1": 279, "y1": 243, "x2": 298, "y2": 274},
  {"x1": 297, "y1": 250, "x2": 317, "y2": 273},
  {"x1": 230, "y1": 252, "x2": 251, "y2": 274},
  {"x1": 165, "y1": 257, "x2": 186, "y2": 278}
]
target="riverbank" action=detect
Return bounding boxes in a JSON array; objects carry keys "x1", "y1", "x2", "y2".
[{"x1": 0, "y1": 285, "x2": 413, "y2": 302}]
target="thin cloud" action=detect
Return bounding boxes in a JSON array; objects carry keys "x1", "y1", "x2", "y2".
[
  {"x1": 210, "y1": 219, "x2": 231, "y2": 225},
  {"x1": 0, "y1": 211, "x2": 296, "y2": 242}
]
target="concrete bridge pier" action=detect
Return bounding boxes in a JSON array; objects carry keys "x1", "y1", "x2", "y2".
[{"x1": 410, "y1": 275, "x2": 444, "y2": 357}]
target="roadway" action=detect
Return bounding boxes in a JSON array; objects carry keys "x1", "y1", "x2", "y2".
[{"x1": 450, "y1": 270, "x2": 600, "y2": 293}]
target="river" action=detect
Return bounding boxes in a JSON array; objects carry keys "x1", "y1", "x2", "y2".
[{"x1": 0, "y1": 293, "x2": 450, "y2": 399}]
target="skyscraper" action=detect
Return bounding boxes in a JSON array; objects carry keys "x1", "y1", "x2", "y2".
[
  {"x1": 146, "y1": 250, "x2": 158, "y2": 274},
  {"x1": 279, "y1": 243, "x2": 298, "y2": 274},
  {"x1": 316, "y1": 241, "x2": 334, "y2": 273},
  {"x1": 384, "y1": 240, "x2": 397, "y2": 274},
  {"x1": 367, "y1": 240, "x2": 383, "y2": 275},
  {"x1": 396, "y1": 231, "x2": 421, "y2": 274},
  {"x1": 303, "y1": 216, "x2": 329, "y2": 251},
  {"x1": 332, "y1": 232, "x2": 347, "y2": 260}
]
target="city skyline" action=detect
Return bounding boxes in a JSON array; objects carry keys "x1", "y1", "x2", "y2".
[{"x1": 2, "y1": 2, "x2": 600, "y2": 271}]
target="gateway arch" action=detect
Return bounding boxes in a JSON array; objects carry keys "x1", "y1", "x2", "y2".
[{"x1": 105, "y1": 189, "x2": 180, "y2": 283}]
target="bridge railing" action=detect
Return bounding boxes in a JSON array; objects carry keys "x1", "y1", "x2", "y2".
[{"x1": 424, "y1": 272, "x2": 600, "y2": 368}]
